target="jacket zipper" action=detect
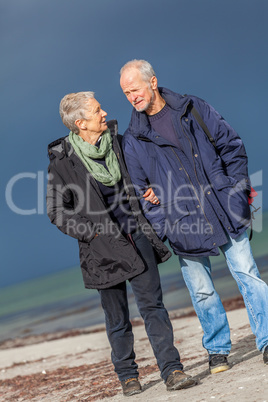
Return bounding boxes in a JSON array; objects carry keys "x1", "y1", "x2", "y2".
[
  {"x1": 169, "y1": 146, "x2": 212, "y2": 231},
  {"x1": 180, "y1": 103, "x2": 207, "y2": 194},
  {"x1": 170, "y1": 102, "x2": 213, "y2": 231}
]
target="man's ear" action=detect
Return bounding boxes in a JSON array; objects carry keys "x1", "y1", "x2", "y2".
[
  {"x1": 75, "y1": 119, "x2": 86, "y2": 131},
  {"x1": 150, "y1": 76, "x2": 158, "y2": 90}
]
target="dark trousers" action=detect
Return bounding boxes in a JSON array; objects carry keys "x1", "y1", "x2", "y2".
[{"x1": 98, "y1": 230, "x2": 183, "y2": 382}]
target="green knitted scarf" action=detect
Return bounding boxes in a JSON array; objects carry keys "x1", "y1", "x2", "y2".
[{"x1": 69, "y1": 129, "x2": 121, "y2": 186}]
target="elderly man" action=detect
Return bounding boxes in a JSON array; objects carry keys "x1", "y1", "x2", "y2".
[
  {"x1": 120, "y1": 59, "x2": 268, "y2": 373},
  {"x1": 46, "y1": 91, "x2": 196, "y2": 396}
]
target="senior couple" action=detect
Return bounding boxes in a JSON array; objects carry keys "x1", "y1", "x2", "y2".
[{"x1": 47, "y1": 60, "x2": 268, "y2": 396}]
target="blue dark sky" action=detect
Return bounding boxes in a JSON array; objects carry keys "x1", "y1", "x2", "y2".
[{"x1": 1, "y1": 0, "x2": 267, "y2": 287}]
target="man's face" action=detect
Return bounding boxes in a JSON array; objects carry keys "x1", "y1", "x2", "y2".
[
  {"x1": 83, "y1": 98, "x2": 108, "y2": 135},
  {"x1": 120, "y1": 68, "x2": 155, "y2": 113}
]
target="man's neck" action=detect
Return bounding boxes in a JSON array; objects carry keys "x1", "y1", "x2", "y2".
[{"x1": 146, "y1": 94, "x2": 166, "y2": 116}]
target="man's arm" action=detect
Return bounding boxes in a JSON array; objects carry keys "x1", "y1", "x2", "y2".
[
  {"x1": 122, "y1": 135, "x2": 166, "y2": 239},
  {"x1": 193, "y1": 97, "x2": 251, "y2": 191}
]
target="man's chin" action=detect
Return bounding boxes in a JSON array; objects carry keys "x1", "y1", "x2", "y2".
[{"x1": 134, "y1": 104, "x2": 147, "y2": 113}]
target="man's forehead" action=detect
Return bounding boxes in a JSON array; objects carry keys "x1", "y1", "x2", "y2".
[{"x1": 121, "y1": 68, "x2": 144, "y2": 86}]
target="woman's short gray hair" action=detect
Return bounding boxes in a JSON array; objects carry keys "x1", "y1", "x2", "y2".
[
  {"x1": 59, "y1": 91, "x2": 95, "y2": 134},
  {"x1": 120, "y1": 59, "x2": 156, "y2": 84}
]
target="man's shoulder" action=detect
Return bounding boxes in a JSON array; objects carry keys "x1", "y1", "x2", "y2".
[
  {"x1": 122, "y1": 129, "x2": 138, "y2": 147},
  {"x1": 182, "y1": 93, "x2": 207, "y2": 107}
]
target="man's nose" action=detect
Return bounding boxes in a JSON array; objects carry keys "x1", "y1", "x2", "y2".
[
  {"x1": 102, "y1": 109, "x2": 107, "y2": 117},
  {"x1": 130, "y1": 93, "x2": 137, "y2": 103}
]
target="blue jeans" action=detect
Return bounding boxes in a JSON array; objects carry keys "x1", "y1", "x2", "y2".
[
  {"x1": 99, "y1": 230, "x2": 182, "y2": 382},
  {"x1": 179, "y1": 231, "x2": 268, "y2": 354}
]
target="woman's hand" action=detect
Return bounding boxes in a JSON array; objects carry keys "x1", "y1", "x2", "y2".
[{"x1": 143, "y1": 188, "x2": 160, "y2": 204}]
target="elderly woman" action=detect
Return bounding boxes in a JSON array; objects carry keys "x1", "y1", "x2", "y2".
[{"x1": 46, "y1": 92, "x2": 196, "y2": 396}]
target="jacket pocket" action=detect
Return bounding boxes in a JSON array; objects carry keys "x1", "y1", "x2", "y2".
[
  {"x1": 165, "y1": 204, "x2": 191, "y2": 240},
  {"x1": 211, "y1": 175, "x2": 250, "y2": 225},
  {"x1": 172, "y1": 204, "x2": 191, "y2": 225},
  {"x1": 211, "y1": 174, "x2": 238, "y2": 190},
  {"x1": 166, "y1": 204, "x2": 212, "y2": 253},
  {"x1": 79, "y1": 234, "x2": 145, "y2": 288}
]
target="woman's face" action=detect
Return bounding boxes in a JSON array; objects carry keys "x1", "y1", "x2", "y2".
[{"x1": 82, "y1": 98, "x2": 108, "y2": 135}]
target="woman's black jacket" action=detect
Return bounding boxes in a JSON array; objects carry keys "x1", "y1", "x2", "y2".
[{"x1": 46, "y1": 120, "x2": 171, "y2": 289}]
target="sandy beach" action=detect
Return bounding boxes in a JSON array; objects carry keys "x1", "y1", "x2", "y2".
[{"x1": 0, "y1": 297, "x2": 267, "y2": 402}]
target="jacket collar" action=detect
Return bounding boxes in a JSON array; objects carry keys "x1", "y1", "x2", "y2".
[{"x1": 127, "y1": 87, "x2": 191, "y2": 139}]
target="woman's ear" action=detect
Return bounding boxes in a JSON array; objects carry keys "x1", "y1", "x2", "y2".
[{"x1": 75, "y1": 119, "x2": 86, "y2": 131}]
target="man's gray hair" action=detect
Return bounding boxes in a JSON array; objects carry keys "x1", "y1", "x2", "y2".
[
  {"x1": 120, "y1": 59, "x2": 156, "y2": 83},
  {"x1": 59, "y1": 91, "x2": 95, "y2": 134}
]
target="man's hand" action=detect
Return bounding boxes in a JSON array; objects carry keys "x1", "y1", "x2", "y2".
[{"x1": 143, "y1": 188, "x2": 160, "y2": 204}]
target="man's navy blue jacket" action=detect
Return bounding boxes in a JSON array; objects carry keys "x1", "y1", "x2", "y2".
[{"x1": 122, "y1": 87, "x2": 251, "y2": 257}]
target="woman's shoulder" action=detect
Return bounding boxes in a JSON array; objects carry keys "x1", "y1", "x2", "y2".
[{"x1": 47, "y1": 135, "x2": 70, "y2": 161}]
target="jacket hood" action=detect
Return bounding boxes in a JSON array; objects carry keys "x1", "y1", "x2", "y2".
[
  {"x1": 47, "y1": 136, "x2": 70, "y2": 161},
  {"x1": 127, "y1": 87, "x2": 191, "y2": 138}
]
